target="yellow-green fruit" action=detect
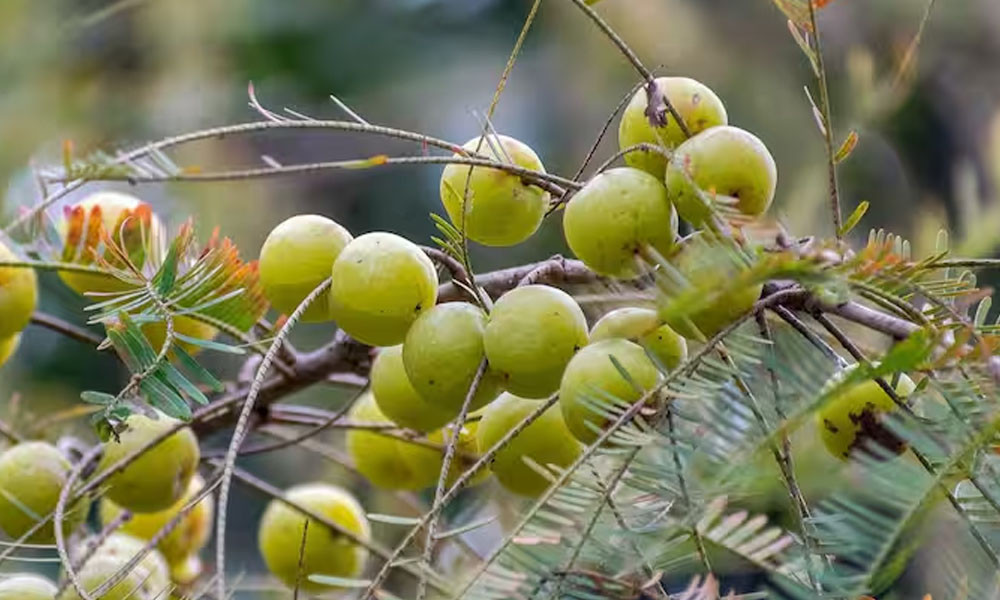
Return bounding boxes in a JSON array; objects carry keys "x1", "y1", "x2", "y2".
[
  {"x1": 402, "y1": 302, "x2": 505, "y2": 417},
  {"x1": 440, "y1": 134, "x2": 549, "y2": 246},
  {"x1": 590, "y1": 307, "x2": 687, "y2": 370},
  {"x1": 371, "y1": 345, "x2": 453, "y2": 432},
  {"x1": 422, "y1": 419, "x2": 489, "y2": 488},
  {"x1": 484, "y1": 285, "x2": 589, "y2": 399},
  {"x1": 135, "y1": 315, "x2": 219, "y2": 357},
  {"x1": 817, "y1": 368, "x2": 916, "y2": 460},
  {"x1": 95, "y1": 411, "x2": 199, "y2": 513},
  {"x1": 259, "y1": 214, "x2": 353, "y2": 322},
  {"x1": 0, "y1": 240, "x2": 37, "y2": 339},
  {"x1": 477, "y1": 393, "x2": 582, "y2": 497},
  {"x1": 665, "y1": 125, "x2": 777, "y2": 225},
  {"x1": 329, "y1": 232, "x2": 438, "y2": 346},
  {"x1": 258, "y1": 483, "x2": 370, "y2": 594},
  {"x1": 563, "y1": 167, "x2": 677, "y2": 277},
  {"x1": 62, "y1": 533, "x2": 170, "y2": 600},
  {"x1": 0, "y1": 442, "x2": 85, "y2": 544},
  {"x1": 0, "y1": 575, "x2": 57, "y2": 600},
  {"x1": 618, "y1": 77, "x2": 728, "y2": 177},
  {"x1": 58, "y1": 192, "x2": 165, "y2": 296},
  {"x1": 99, "y1": 474, "x2": 213, "y2": 577},
  {"x1": 559, "y1": 339, "x2": 660, "y2": 445},
  {"x1": 0, "y1": 334, "x2": 20, "y2": 367}
]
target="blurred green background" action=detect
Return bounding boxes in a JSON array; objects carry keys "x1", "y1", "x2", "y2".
[{"x1": 2, "y1": 0, "x2": 1000, "y2": 596}]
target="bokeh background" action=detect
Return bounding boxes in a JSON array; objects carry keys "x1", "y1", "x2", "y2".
[{"x1": 2, "y1": 0, "x2": 1000, "y2": 596}]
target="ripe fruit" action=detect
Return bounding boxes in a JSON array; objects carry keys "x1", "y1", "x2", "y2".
[
  {"x1": 0, "y1": 575, "x2": 57, "y2": 600},
  {"x1": 63, "y1": 533, "x2": 170, "y2": 600},
  {"x1": 484, "y1": 285, "x2": 589, "y2": 398},
  {"x1": 563, "y1": 167, "x2": 678, "y2": 277},
  {"x1": 559, "y1": 339, "x2": 661, "y2": 445},
  {"x1": 95, "y1": 411, "x2": 200, "y2": 513},
  {"x1": 258, "y1": 483, "x2": 370, "y2": 594},
  {"x1": 371, "y1": 345, "x2": 453, "y2": 432},
  {"x1": 817, "y1": 367, "x2": 916, "y2": 460},
  {"x1": 99, "y1": 474, "x2": 214, "y2": 582},
  {"x1": 665, "y1": 125, "x2": 777, "y2": 225},
  {"x1": 0, "y1": 240, "x2": 37, "y2": 339},
  {"x1": 618, "y1": 77, "x2": 728, "y2": 177},
  {"x1": 58, "y1": 191, "x2": 165, "y2": 296},
  {"x1": 0, "y1": 441, "x2": 85, "y2": 543},
  {"x1": 440, "y1": 134, "x2": 549, "y2": 246},
  {"x1": 0, "y1": 334, "x2": 20, "y2": 367},
  {"x1": 590, "y1": 307, "x2": 687, "y2": 370},
  {"x1": 329, "y1": 232, "x2": 438, "y2": 346},
  {"x1": 259, "y1": 214, "x2": 353, "y2": 322},
  {"x1": 476, "y1": 393, "x2": 582, "y2": 497},
  {"x1": 402, "y1": 302, "x2": 505, "y2": 417}
]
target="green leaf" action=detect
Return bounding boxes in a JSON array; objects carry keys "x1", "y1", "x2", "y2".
[
  {"x1": 174, "y1": 332, "x2": 246, "y2": 355},
  {"x1": 787, "y1": 19, "x2": 819, "y2": 77},
  {"x1": 172, "y1": 345, "x2": 225, "y2": 392},
  {"x1": 433, "y1": 516, "x2": 498, "y2": 540},
  {"x1": 366, "y1": 513, "x2": 422, "y2": 526},
  {"x1": 839, "y1": 201, "x2": 869, "y2": 237},
  {"x1": 139, "y1": 376, "x2": 191, "y2": 420},
  {"x1": 81, "y1": 391, "x2": 116, "y2": 405},
  {"x1": 305, "y1": 575, "x2": 373, "y2": 588},
  {"x1": 834, "y1": 130, "x2": 859, "y2": 163},
  {"x1": 159, "y1": 362, "x2": 209, "y2": 405}
]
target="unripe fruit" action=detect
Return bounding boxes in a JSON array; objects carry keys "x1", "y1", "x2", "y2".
[
  {"x1": 0, "y1": 240, "x2": 37, "y2": 339},
  {"x1": 137, "y1": 316, "x2": 219, "y2": 357},
  {"x1": 440, "y1": 135, "x2": 549, "y2": 246},
  {"x1": 0, "y1": 442, "x2": 86, "y2": 543},
  {"x1": 0, "y1": 574, "x2": 57, "y2": 600},
  {"x1": 817, "y1": 367, "x2": 916, "y2": 460},
  {"x1": 665, "y1": 125, "x2": 777, "y2": 225},
  {"x1": 258, "y1": 483, "x2": 370, "y2": 594},
  {"x1": 371, "y1": 345, "x2": 453, "y2": 432},
  {"x1": 63, "y1": 533, "x2": 170, "y2": 600},
  {"x1": 0, "y1": 334, "x2": 20, "y2": 368},
  {"x1": 590, "y1": 307, "x2": 687, "y2": 370},
  {"x1": 563, "y1": 168, "x2": 677, "y2": 277},
  {"x1": 476, "y1": 393, "x2": 582, "y2": 497},
  {"x1": 402, "y1": 303, "x2": 505, "y2": 417},
  {"x1": 99, "y1": 474, "x2": 214, "y2": 579},
  {"x1": 559, "y1": 339, "x2": 660, "y2": 445},
  {"x1": 484, "y1": 285, "x2": 589, "y2": 399},
  {"x1": 259, "y1": 214, "x2": 353, "y2": 322},
  {"x1": 95, "y1": 411, "x2": 200, "y2": 513},
  {"x1": 618, "y1": 77, "x2": 728, "y2": 177},
  {"x1": 329, "y1": 232, "x2": 438, "y2": 346},
  {"x1": 57, "y1": 192, "x2": 165, "y2": 296}
]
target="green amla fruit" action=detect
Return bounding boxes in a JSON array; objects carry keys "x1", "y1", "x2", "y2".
[
  {"x1": 476, "y1": 393, "x2": 582, "y2": 497},
  {"x1": 0, "y1": 575, "x2": 57, "y2": 600},
  {"x1": 817, "y1": 366, "x2": 916, "y2": 460},
  {"x1": 0, "y1": 441, "x2": 87, "y2": 544},
  {"x1": 665, "y1": 125, "x2": 777, "y2": 226},
  {"x1": 95, "y1": 411, "x2": 200, "y2": 513},
  {"x1": 440, "y1": 134, "x2": 549, "y2": 246},
  {"x1": 138, "y1": 316, "x2": 219, "y2": 357},
  {"x1": 0, "y1": 334, "x2": 20, "y2": 368},
  {"x1": 371, "y1": 345, "x2": 454, "y2": 432},
  {"x1": 589, "y1": 307, "x2": 687, "y2": 370},
  {"x1": 258, "y1": 483, "x2": 370, "y2": 594},
  {"x1": 559, "y1": 339, "x2": 660, "y2": 445},
  {"x1": 618, "y1": 77, "x2": 728, "y2": 178},
  {"x1": 563, "y1": 167, "x2": 677, "y2": 277},
  {"x1": 62, "y1": 533, "x2": 170, "y2": 600},
  {"x1": 0, "y1": 239, "x2": 37, "y2": 339},
  {"x1": 259, "y1": 214, "x2": 353, "y2": 322}
]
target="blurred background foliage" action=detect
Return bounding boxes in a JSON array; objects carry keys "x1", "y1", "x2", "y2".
[{"x1": 2, "y1": 0, "x2": 1000, "y2": 595}]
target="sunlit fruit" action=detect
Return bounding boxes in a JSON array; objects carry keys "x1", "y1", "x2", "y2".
[
  {"x1": 371, "y1": 345, "x2": 453, "y2": 432},
  {"x1": 484, "y1": 285, "x2": 589, "y2": 398},
  {"x1": 563, "y1": 167, "x2": 677, "y2": 277},
  {"x1": 57, "y1": 191, "x2": 165, "y2": 296},
  {"x1": 259, "y1": 214, "x2": 353, "y2": 322},
  {"x1": 440, "y1": 134, "x2": 549, "y2": 246},
  {"x1": 99, "y1": 474, "x2": 214, "y2": 582},
  {"x1": 0, "y1": 240, "x2": 37, "y2": 339},
  {"x1": 817, "y1": 366, "x2": 916, "y2": 460},
  {"x1": 590, "y1": 307, "x2": 687, "y2": 370},
  {"x1": 63, "y1": 533, "x2": 170, "y2": 600},
  {"x1": 477, "y1": 393, "x2": 582, "y2": 497},
  {"x1": 559, "y1": 339, "x2": 660, "y2": 444},
  {"x1": 95, "y1": 411, "x2": 200, "y2": 513},
  {"x1": 665, "y1": 125, "x2": 777, "y2": 225},
  {"x1": 139, "y1": 315, "x2": 219, "y2": 357},
  {"x1": 0, "y1": 574, "x2": 57, "y2": 600},
  {"x1": 402, "y1": 302, "x2": 505, "y2": 417},
  {"x1": 329, "y1": 232, "x2": 438, "y2": 346},
  {"x1": 0, "y1": 441, "x2": 86, "y2": 544},
  {"x1": 0, "y1": 334, "x2": 20, "y2": 367},
  {"x1": 618, "y1": 77, "x2": 728, "y2": 177},
  {"x1": 258, "y1": 483, "x2": 370, "y2": 594}
]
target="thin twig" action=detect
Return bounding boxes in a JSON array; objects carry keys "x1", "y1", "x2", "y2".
[
  {"x1": 807, "y1": 1, "x2": 842, "y2": 237},
  {"x1": 30, "y1": 312, "x2": 104, "y2": 346}
]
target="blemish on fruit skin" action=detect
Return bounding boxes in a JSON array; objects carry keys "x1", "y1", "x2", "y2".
[{"x1": 823, "y1": 418, "x2": 839, "y2": 434}]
